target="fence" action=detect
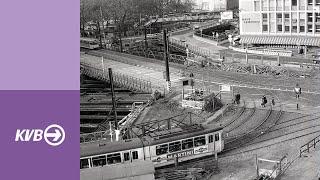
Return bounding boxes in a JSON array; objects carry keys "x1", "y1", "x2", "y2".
[
  {"x1": 169, "y1": 37, "x2": 220, "y2": 59},
  {"x1": 81, "y1": 62, "x2": 153, "y2": 93},
  {"x1": 230, "y1": 46, "x2": 293, "y2": 57},
  {"x1": 299, "y1": 133, "x2": 320, "y2": 157},
  {"x1": 80, "y1": 101, "x2": 152, "y2": 144}
]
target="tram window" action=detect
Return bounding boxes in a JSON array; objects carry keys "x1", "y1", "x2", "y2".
[
  {"x1": 169, "y1": 141, "x2": 182, "y2": 152},
  {"x1": 80, "y1": 158, "x2": 89, "y2": 169},
  {"x1": 182, "y1": 138, "x2": 194, "y2": 149},
  {"x1": 209, "y1": 135, "x2": 214, "y2": 143},
  {"x1": 194, "y1": 136, "x2": 206, "y2": 147},
  {"x1": 132, "y1": 151, "x2": 139, "y2": 160},
  {"x1": 215, "y1": 134, "x2": 220, "y2": 141},
  {"x1": 107, "y1": 153, "x2": 121, "y2": 164},
  {"x1": 156, "y1": 144, "x2": 168, "y2": 155},
  {"x1": 92, "y1": 155, "x2": 107, "y2": 167},
  {"x1": 124, "y1": 152, "x2": 130, "y2": 161}
]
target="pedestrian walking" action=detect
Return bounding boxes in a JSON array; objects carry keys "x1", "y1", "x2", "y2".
[
  {"x1": 261, "y1": 95, "x2": 267, "y2": 107},
  {"x1": 271, "y1": 97, "x2": 275, "y2": 106}
]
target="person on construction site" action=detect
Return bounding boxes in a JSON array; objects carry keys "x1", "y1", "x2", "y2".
[
  {"x1": 271, "y1": 97, "x2": 275, "y2": 106},
  {"x1": 261, "y1": 96, "x2": 267, "y2": 107}
]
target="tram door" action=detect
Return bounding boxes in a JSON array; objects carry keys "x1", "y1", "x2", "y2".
[
  {"x1": 208, "y1": 134, "x2": 216, "y2": 153},
  {"x1": 208, "y1": 133, "x2": 220, "y2": 153},
  {"x1": 123, "y1": 151, "x2": 131, "y2": 164},
  {"x1": 123, "y1": 150, "x2": 140, "y2": 163}
]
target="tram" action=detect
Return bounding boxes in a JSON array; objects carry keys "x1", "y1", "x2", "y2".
[
  {"x1": 80, "y1": 38, "x2": 100, "y2": 49},
  {"x1": 80, "y1": 124, "x2": 224, "y2": 169}
]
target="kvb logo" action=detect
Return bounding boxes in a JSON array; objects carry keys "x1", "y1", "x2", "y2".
[{"x1": 15, "y1": 124, "x2": 65, "y2": 146}]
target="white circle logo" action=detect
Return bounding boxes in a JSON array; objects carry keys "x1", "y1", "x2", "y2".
[{"x1": 44, "y1": 124, "x2": 65, "y2": 146}]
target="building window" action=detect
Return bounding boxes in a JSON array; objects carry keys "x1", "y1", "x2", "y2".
[
  {"x1": 292, "y1": 0, "x2": 297, "y2": 6},
  {"x1": 316, "y1": 13, "x2": 320, "y2": 23},
  {"x1": 308, "y1": 25, "x2": 313, "y2": 32},
  {"x1": 308, "y1": 0, "x2": 313, "y2": 5},
  {"x1": 263, "y1": 13, "x2": 268, "y2": 19},
  {"x1": 124, "y1": 152, "x2": 130, "y2": 161},
  {"x1": 278, "y1": 25, "x2": 283, "y2": 32},
  {"x1": 194, "y1": 136, "x2": 206, "y2": 147},
  {"x1": 182, "y1": 138, "x2": 194, "y2": 149},
  {"x1": 262, "y1": 0, "x2": 268, "y2": 11},
  {"x1": 276, "y1": 0, "x2": 283, "y2": 10},
  {"x1": 300, "y1": 26, "x2": 305, "y2": 32},
  {"x1": 269, "y1": 0, "x2": 275, "y2": 11},
  {"x1": 277, "y1": 13, "x2": 282, "y2": 19},
  {"x1": 316, "y1": 25, "x2": 320, "y2": 33},
  {"x1": 317, "y1": 0, "x2": 320, "y2": 5},
  {"x1": 308, "y1": 13, "x2": 313, "y2": 23},
  {"x1": 156, "y1": 144, "x2": 168, "y2": 155},
  {"x1": 169, "y1": 141, "x2": 182, "y2": 152},
  {"x1": 254, "y1": 0, "x2": 261, "y2": 11},
  {"x1": 263, "y1": 13, "x2": 268, "y2": 22},
  {"x1": 92, "y1": 155, "x2": 107, "y2": 167},
  {"x1": 292, "y1": 26, "x2": 297, "y2": 33},
  {"x1": 284, "y1": 0, "x2": 290, "y2": 11},
  {"x1": 299, "y1": 0, "x2": 305, "y2": 10},
  {"x1": 132, "y1": 151, "x2": 138, "y2": 160},
  {"x1": 285, "y1": 26, "x2": 290, "y2": 32},
  {"x1": 263, "y1": 25, "x2": 268, "y2": 32},
  {"x1": 107, "y1": 153, "x2": 121, "y2": 164},
  {"x1": 285, "y1": 13, "x2": 290, "y2": 19}
]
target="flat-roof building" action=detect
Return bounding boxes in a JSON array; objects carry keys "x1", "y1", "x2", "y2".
[
  {"x1": 193, "y1": 0, "x2": 239, "y2": 11},
  {"x1": 239, "y1": 0, "x2": 320, "y2": 47}
]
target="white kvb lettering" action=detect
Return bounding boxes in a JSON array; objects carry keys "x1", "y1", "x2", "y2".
[
  {"x1": 33, "y1": 129, "x2": 43, "y2": 141},
  {"x1": 24, "y1": 130, "x2": 34, "y2": 141},
  {"x1": 15, "y1": 129, "x2": 26, "y2": 141}
]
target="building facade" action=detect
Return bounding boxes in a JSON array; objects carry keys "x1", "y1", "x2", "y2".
[
  {"x1": 239, "y1": 0, "x2": 320, "y2": 47},
  {"x1": 193, "y1": 0, "x2": 239, "y2": 11}
]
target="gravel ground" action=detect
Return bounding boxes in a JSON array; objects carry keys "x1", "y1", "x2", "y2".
[{"x1": 209, "y1": 131, "x2": 320, "y2": 180}]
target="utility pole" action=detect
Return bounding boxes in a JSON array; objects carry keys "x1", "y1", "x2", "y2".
[
  {"x1": 118, "y1": 24, "x2": 123, "y2": 53},
  {"x1": 99, "y1": 6, "x2": 106, "y2": 48},
  {"x1": 144, "y1": 26, "x2": 148, "y2": 50},
  {"x1": 163, "y1": 29, "x2": 171, "y2": 93},
  {"x1": 97, "y1": 21, "x2": 103, "y2": 48},
  {"x1": 108, "y1": 68, "x2": 118, "y2": 130}
]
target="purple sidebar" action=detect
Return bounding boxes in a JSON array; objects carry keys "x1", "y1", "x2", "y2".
[{"x1": 0, "y1": 90, "x2": 79, "y2": 180}]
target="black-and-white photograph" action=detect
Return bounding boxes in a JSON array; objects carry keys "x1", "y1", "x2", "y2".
[{"x1": 80, "y1": 0, "x2": 320, "y2": 179}]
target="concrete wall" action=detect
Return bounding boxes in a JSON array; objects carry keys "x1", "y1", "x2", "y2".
[{"x1": 80, "y1": 160, "x2": 155, "y2": 180}]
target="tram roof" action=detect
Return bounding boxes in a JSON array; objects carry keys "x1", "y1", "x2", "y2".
[{"x1": 81, "y1": 124, "x2": 222, "y2": 158}]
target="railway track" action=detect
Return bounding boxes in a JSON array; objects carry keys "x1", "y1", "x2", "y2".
[
  {"x1": 220, "y1": 104, "x2": 246, "y2": 128},
  {"x1": 224, "y1": 108, "x2": 281, "y2": 151},
  {"x1": 224, "y1": 107, "x2": 256, "y2": 135},
  {"x1": 155, "y1": 111, "x2": 320, "y2": 175}
]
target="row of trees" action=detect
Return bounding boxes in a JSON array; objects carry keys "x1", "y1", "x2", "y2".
[{"x1": 80, "y1": 0, "x2": 195, "y2": 36}]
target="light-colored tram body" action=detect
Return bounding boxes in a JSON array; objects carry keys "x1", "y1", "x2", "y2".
[
  {"x1": 81, "y1": 124, "x2": 224, "y2": 169},
  {"x1": 80, "y1": 38, "x2": 100, "y2": 49}
]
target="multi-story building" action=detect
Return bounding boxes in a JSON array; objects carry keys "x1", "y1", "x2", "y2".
[
  {"x1": 239, "y1": 0, "x2": 320, "y2": 47},
  {"x1": 193, "y1": 0, "x2": 239, "y2": 11}
]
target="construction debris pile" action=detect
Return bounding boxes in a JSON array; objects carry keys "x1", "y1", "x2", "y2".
[
  {"x1": 185, "y1": 60, "x2": 314, "y2": 78},
  {"x1": 211, "y1": 62, "x2": 314, "y2": 78}
]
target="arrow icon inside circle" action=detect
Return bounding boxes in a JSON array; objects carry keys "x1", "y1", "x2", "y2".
[
  {"x1": 44, "y1": 124, "x2": 65, "y2": 146},
  {"x1": 45, "y1": 129, "x2": 61, "y2": 142}
]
